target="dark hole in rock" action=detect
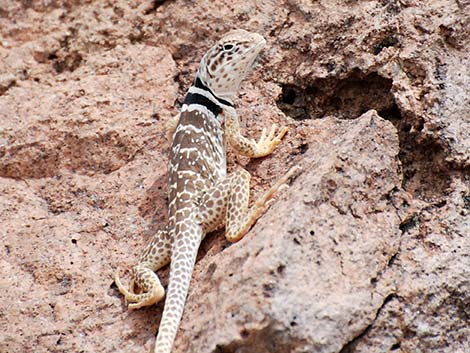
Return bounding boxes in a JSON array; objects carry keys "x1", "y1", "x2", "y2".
[
  {"x1": 281, "y1": 86, "x2": 297, "y2": 105},
  {"x1": 378, "y1": 103, "x2": 402, "y2": 122},
  {"x1": 277, "y1": 69, "x2": 453, "y2": 203},
  {"x1": 240, "y1": 329, "x2": 249, "y2": 338},
  {"x1": 373, "y1": 34, "x2": 399, "y2": 55},
  {"x1": 277, "y1": 71, "x2": 394, "y2": 120}
]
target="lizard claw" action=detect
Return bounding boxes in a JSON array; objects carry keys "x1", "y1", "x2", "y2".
[{"x1": 253, "y1": 124, "x2": 289, "y2": 157}]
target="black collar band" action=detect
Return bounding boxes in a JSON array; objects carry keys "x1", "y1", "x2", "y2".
[
  {"x1": 183, "y1": 92, "x2": 222, "y2": 117},
  {"x1": 194, "y1": 77, "x2": 234, "y2": 107}
]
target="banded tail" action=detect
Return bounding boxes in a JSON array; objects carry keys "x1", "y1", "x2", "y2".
[{"x1": 154, "y1": 224, "x2": 202, "y2": 353}]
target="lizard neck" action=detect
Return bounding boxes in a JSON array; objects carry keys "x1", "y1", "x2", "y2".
[
  {"x1": 182, "y1": 75, "x2": 234, "y2": 119},
  {"x1": 194, "y1": 76, "x2": 234, "y2": 106}
]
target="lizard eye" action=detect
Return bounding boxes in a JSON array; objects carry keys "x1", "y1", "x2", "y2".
[{"x1": 223, "y1": 43, "x2": 234, "y2": 52}]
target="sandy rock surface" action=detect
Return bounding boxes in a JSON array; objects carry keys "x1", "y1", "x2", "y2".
[{"x1": 0, "y1": 1, "x2": 468, "y2": 353}]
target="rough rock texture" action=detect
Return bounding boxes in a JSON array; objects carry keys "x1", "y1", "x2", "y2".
[{"x1": 0, "y1": 1, "x2": 468, "y2": 353}]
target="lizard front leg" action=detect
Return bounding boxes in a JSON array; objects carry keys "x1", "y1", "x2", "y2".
[
  {"x1": 114, "y1": 228, "x2": 170, "y2": 309},
  {"x1": 164, "y1": 113, "x2": 180, "y2": 142},
  {"x1": 223, "y1": 107, "x2": 288, "y2": 158}
]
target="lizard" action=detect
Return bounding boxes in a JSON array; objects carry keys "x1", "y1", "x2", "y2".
[{"x1": 114, "y1": 29, "x2": 300, "y2": 353}]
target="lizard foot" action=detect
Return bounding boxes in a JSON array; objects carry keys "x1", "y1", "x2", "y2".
[
  {"x1": 114, "y1": 272, "x2": 165, "y2": 310},
  {"x1": 253, "y1": 124, "x2": 289, "y2": 157}
]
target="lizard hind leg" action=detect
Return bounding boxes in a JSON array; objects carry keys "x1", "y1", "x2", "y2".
[
  {"x1": 114, "y1": 229, "x2": 171, "y2": 310},
  {"x1": 225, "y1": 166, "x2": 300, "y2": 242}
]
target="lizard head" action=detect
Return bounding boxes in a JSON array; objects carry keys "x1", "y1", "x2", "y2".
[{"x1": 197, "y1": 29, "x2": 266, "y2": 101}]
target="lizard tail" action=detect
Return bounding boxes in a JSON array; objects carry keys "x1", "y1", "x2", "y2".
[{"x1": 154, "y1": 223, "x2": 202, "y2": 353}]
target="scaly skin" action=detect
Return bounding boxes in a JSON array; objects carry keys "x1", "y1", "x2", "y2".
[{"x1": 115, "y1": 29, "x2": 300, "y2": 353}]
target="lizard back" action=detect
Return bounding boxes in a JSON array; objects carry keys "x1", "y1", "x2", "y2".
[{"x1": 115, "y1": 30, "x2": 270, "y2": 353}]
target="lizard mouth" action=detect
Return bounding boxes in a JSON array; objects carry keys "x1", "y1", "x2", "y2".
[
  {"x1": 246, "y1": 39, "x2": 267, "y2": 70},
  {"x1": 249, "y1": 50, "x2": 265, "y2": 72}
]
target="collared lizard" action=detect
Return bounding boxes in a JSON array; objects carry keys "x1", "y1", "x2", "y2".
[{"x1": 115, "y1": 29, "x2": 299, "y2": 353}]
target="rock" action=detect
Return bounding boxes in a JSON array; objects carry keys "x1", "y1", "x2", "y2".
[
  {"x1": 0, "y1": 73, "x2": 16, "y2": 95},
  {"x1": 0, "y1": 1, "x2": 468, "y2": 353},
  {"x1": 175, "y1": 111, "x2": 403, "y2": 353}
]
